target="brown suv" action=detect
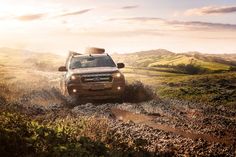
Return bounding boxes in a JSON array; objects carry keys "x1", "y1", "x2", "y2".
[{"x1": 58, "y1": 48, "x2": 125, "y2": 102}]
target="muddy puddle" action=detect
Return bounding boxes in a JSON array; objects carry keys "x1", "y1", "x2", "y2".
[{"x1": 111, "y1": 108, "x2": 233, "y2": 145}]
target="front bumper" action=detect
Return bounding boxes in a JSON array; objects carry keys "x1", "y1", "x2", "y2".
[{"x1": 67, "y1": 82, "x2": 125, "y2": 99}]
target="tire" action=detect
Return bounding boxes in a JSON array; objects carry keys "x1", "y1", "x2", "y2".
[
  {"x1": 66, "y1": 95, "x2": 82, "y2": 106},
  {"x1": 116, "y1": 95, "x2": 124, "y2": 104}
]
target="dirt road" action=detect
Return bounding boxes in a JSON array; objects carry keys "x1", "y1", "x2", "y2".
[{"x1": 1, "y1": 67, "x2": 236, "y2": 156}]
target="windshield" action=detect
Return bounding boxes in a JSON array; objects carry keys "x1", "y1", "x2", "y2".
[{"x1": 70, "y1": 55, "x2": 116, "y2": 69}]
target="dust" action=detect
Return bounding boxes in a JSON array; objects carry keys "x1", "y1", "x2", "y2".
[
  {"x1": 19, "y1": 87, "x2": 66, "y2": 107},
  {"x1": 0, "y1": 96, "x2": 6, "y2": 105},
  {"x1": 124, "y1": 81, "x2": 156, "y2": 103}
]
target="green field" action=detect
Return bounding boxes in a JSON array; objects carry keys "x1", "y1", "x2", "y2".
[{"x1": 121, "y1": 67, "x2": 236, "y2": 106}]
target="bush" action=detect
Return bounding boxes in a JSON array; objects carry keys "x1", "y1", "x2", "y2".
[
  {"x1": 152, "y1": 63, "x2": 207, "y2": 74},
  {"x1": 229, "y1": 66, "x2": 236, "y2": 71},
  {"x1": 174, "y1": 63, "x2": 207, "y2": 75},
  {"x1": 0, "y1": 111, "x2": 109, "y2": 157}
]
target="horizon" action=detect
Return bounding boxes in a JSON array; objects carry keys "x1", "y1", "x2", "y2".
[
  {"x1": 1, "y1": 46, "x2": 236, "y2": 56},
  {"x1": 0, "y1": 0, "x2": 236, "y2": 54}
]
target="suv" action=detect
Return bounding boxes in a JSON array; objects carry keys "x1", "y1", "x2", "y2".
[{"x1": 58, "y1": 48, "x2": 125, "y2": 102}]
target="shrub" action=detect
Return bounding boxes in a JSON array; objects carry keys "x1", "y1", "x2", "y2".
[
  {"x1": 152, "y1": 63, "x2": 208, "y2": 74},
  {"x1": 229, "y1": 66, "x2": 236, "y2": 71},
  {"x1": 174, "y1": 63, "x2": 207, "y2": 75},
  {"x1": 0, "y1": 111, "x2": 109, "y2": 157}
]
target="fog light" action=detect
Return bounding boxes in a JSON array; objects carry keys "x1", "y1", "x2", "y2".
[
  {"x1": 117, "y1": 86, "x2": 121, "y2": 90},
  {"x1": 71, "y1": 75, "x2": 76, "y2": 80},
  {"x1": 72, "y1": 89, "x2": 77, "y2": 93}
]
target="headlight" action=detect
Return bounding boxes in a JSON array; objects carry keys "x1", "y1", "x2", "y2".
[
  {"x1": 113, "y1": 72, "x2": 122, "y2": 78},
  {"x1": 70, "y1": 75, "x2": 80, "y2": 81}
]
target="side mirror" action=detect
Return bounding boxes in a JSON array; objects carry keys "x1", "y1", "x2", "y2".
[
  {"x1": 58, "y1": 66, "x2": 67, "y2": 72},
  {"x1": 117, "y1": 63, "x2": 125, "y2": 69}
]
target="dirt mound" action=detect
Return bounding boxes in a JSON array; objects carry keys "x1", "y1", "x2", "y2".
[{"x1": 124, "y1": 81, "x2": 156, "y2": 103}]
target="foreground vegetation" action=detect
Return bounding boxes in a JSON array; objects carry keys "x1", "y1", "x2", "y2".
[{"x1": 0, "y1": 101, "x2": 152, "y2": 157}]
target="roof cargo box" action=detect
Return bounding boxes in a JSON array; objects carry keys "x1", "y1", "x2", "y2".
[{"x1": 86, "y1": 47, "x2": 105, "y2": 54}]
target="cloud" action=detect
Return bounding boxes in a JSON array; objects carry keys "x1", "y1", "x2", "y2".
[
  {"x1": 169, "y1": 20, "x2": 236, "y2": 30},
  {"x1": 16, "y1": 13, "x2": 46, "y2": 21},
  {"x1": 108, "y1": 17, "x2": 236, "y2": 30},
  {"x1": 87, "y1": 29, "x2": 163, "y2": 37},
  {"x1": 185, "y1": 6, "x2": 236, "y2": 16},
  {"x1": 121, "y1": 5, "x2": 139, "y2": 10},
  {"x1": 108, "y1": 17, "x2": 163, "y2": 22},
  {"x1": 62, "y1": 28, "x2": 164, "y2": 37},
  {"x1": 1, "y1": 8, "x2": 93, "y2": 22},
  {"x1": 58, "y1": 9, "x2": 92, "y2": 17}
]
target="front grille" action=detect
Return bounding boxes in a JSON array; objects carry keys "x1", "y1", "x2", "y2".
[{"x1": 81, "y1": 73, "x2": 112, "y2": 83}]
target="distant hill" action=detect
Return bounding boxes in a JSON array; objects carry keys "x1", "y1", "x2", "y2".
[
  {"x1": 112, "y1": 49, "x2": 236, "y2": 71},
  {"x1": 0, "y1": 47, "x2": 64, "y2": 71},
  {"x1": 134, "y1": 49, "x2": 174, "y2": 56}
]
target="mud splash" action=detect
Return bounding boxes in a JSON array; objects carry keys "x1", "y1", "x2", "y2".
[
  {"x1": 111, "y1": 108, "x2": 233, "y2": 145},
  {"x1": 124, "y1": 81, "x2": 156, "y2": 103}
]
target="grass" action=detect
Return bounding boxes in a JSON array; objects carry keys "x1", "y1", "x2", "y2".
[
  {"x1": 149, "y1": 55, "x2": 229, "y2": 70},
  {"x1": 113, "y1": 53, "x2": 232, "y2": 72},
  {"x1": 122, "y1": 67, "x2": 236, "y2": 106},
  {"x1": 0, "y1": 111, "x2": 100, "y2": 157}
]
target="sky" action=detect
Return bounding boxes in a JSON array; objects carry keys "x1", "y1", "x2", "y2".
[{"x1": 0, "y1": 0, "x2": 236, "y2": 54}]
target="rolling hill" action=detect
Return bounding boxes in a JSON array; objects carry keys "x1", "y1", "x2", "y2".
[
  {"x1": 0, "y1": 47, "x2": 64, "y2": 71},
  {"x1": 112, "y1": 49, "x2": 236, "y2": 72}
]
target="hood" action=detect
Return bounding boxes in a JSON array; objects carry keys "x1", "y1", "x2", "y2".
[{"x1": 70, "y1": 67, "x2": 118, "y2": 75}]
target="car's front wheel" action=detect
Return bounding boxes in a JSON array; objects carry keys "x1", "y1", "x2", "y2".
[{"x1": 115, "y1": 95, "x2": 124, "y2": 104}]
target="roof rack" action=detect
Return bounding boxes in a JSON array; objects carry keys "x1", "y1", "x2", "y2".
[
  {"x1": 65, "y1": 51, "x2": 82, "y2": 66},
  {"x1": 69, "y1": 51, "x2": 82, "y2": 57}
]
